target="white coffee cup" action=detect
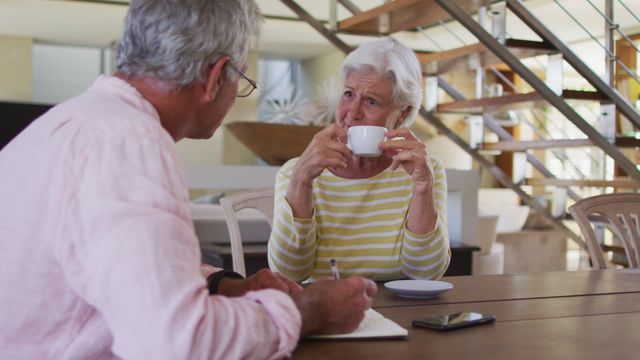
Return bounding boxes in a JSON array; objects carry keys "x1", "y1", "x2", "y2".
[{"x1": 347, "y1": 125, "x2": 387, "y2": 157}]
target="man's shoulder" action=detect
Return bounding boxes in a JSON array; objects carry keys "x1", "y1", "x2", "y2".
[{"x1": 60, "y1": 88, "x2": 168, "y2": 146}]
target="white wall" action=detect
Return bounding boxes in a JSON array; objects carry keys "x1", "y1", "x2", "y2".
[
  {"x1": 27, "y1": 43, "x2": 260, "y2": 167},
  {"x1": 301, "y1": 50, "x2": 345, "y2": 99},
  {"x1": 0, "y1": 36, "x2": 32, "y2": 102},
  {"x1": 32, "y1": 44, "x2": 107, "y2": 104}
]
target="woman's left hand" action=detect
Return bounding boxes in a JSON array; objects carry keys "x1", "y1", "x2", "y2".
[
  {"x1": 380, "y1": 128, "x2": 438, "y2": 234},
  {"x1": 379, "y1": 128, "x2": 434, "y2": 191}
]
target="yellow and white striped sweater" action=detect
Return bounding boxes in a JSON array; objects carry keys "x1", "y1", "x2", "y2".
[{"x1": 268, "y1": 156, "x2": 450, "y2": 281}]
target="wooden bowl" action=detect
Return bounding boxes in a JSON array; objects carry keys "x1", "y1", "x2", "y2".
[{"x1": 226, "y1": 122, "x2": 324, "y2": 165}]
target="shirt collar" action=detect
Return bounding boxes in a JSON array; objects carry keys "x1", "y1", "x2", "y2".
[{"x1": 88, "y1": 75, "x2": 161, "y2": 121}]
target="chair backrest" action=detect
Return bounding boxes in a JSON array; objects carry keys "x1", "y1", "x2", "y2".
[
  {"x1": 568, "y1": 193, "x2": 640, "y2": 269},
  {"x1": 219, "y1": 188, "x2": 274, "y2": 277}
]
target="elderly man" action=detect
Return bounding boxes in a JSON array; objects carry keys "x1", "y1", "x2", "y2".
[{"x1": 0, "y1": 1, "x2": 375, "y2": 359}]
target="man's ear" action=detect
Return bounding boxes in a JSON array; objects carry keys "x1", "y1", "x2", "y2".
[{"x1": 203, "y1": 56, "x2": 229, "y2": 103}]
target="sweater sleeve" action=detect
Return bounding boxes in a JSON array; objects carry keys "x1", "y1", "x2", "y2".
[
  {"x1": 400, "y1": 157, "x2": 451, "y2": 279},
  {"x1": 267, "y1": 159, "x2": 318, "y2": 282}
]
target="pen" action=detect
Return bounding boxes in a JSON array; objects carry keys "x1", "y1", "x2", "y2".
[{"x1": 329, "y1": 258, "x2": 340, "y2": 280}]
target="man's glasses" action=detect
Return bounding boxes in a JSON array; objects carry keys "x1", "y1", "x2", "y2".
[{"x1": 227, "y1": 62, "x2": 257, "y2": 98}]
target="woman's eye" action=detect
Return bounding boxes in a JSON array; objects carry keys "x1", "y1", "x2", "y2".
[
  {"x1": 367, "y1": 98, "x2": 379, "y2": 106},
  {"x1": 343, "y1": 90, "x2": 353, "y2": 97}
]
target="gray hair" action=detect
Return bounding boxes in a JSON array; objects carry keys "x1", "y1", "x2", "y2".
[
  {"x1": 340, "y1": 38, "x2": 423, "y2": 128},
  {"x1": 116, "y1": 0, "x2": 262, "y2": 91}
]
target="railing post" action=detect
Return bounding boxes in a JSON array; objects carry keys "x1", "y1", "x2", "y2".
[
  {"x1": 491, "y1": 3, "x2": 507, "y2": 44},
  {"x1": 600, "y1": 103, "x2": 616, "y2": 143},
  {"x1": 546, "y1": 53, "x2": 563, "y2": 96},
  {"x1": 329, "y1": 0, "x2": 338, "y2": 31},
  {"x1": 605, "y1": 0, "x2": 615, "y2": 86},
  {"x1": 467, "y1": 115, "x2": 484, "y2": 149},
  {"x1": 425, "y1": 76, "x2": 439, "y2": 112}
]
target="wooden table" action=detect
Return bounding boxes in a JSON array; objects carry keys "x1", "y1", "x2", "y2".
[{"x1": 294, "y1": 269, "x2": 640, "y2": 359}]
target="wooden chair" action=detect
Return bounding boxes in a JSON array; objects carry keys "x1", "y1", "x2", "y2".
[
  {"x1": 219, "y1": 188, "x2": 274, "y2": 277},
  {"x1": 568, "y1": 193, "x2": 640, "y2": 269}
]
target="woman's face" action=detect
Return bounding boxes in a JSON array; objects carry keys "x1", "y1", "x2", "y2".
[{"x1": 336, "y1": 70, "x2": 407, "y2": 130}]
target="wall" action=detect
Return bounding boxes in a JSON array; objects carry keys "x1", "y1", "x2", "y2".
[
  {"x1": 0, "y1": 37, "x2": 260, "y2": 168},
  {"x1": 0, "y1": 36, "x2": 32, "y2": 102},
  {"x1": 301, "y1": 50, "x2": 345, "y2": 98},
  {"x1": 32, "y1": 44, "x2": 105, "y2": 104}
]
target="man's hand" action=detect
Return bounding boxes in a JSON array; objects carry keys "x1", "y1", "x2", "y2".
[
  {"x1": 291, "y1": 277, "x2": 378, "y2": 335},
  {"x1": 217, "y1": 269, "x2": 303, "y2": 297}
]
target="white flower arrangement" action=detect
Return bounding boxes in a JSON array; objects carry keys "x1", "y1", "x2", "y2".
[
  {"x1": 263, "y1": 77, "x2": 341, "y2": 127},
  {"x1": 262, "y1": 91, "x2": 309, "y2": 125}
]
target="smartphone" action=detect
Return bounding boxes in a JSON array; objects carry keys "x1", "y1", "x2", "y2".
[{"x1": 412, "y1": 311, "x2": 495, "y2": 331}]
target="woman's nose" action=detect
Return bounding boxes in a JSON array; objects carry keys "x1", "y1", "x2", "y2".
[{"x1": 348, "y1": 100, "x2": 364, "y2": 120}]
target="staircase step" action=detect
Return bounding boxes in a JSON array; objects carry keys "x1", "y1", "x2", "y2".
[
  {"x1": 418, "y1": 39, "x2": 556, "y2": 75},
  {"x1": 483, "y1": 139, "x2": 592, "y2": 151},
  {"x1": 525, "y1": 177, "x2": 640, "y2": 189},
  {"x1": 483, "y1": 136, "x2": 640, "y2": 151},
  {"x1": 436, "y1": 90, "x2": 606, "y2": 113},
  {"x1": 338, "y1": 0, "x2": 489, "y2": 35}
]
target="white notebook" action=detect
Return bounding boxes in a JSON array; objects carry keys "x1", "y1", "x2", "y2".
[{"x1": 307, "y1": 309, "x2": 408, "y2": 340}]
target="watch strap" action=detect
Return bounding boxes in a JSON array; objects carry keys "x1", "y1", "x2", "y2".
[{"x1": 207, "y1": 270, "x2": 244, "y2": 295}]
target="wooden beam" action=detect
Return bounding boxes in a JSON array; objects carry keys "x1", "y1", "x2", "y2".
[
  {"x1": 338, "y1": 0, "x2": 489, "y2": 35},
  {"x1": 437, "y1": 90, "x2": 605, "y2": 113},
  {"x1": 483, "y1": 139, "x2": 594, "y2": 151},
  {"x1": 418, "y1": 39, "x2": 557, "y2": 75},
  {"x1": 484, "y1": 137, "x2": 640, "y2": 151},
  {"x1": 526, "y1": 178, "x2": 640, "y2": 189}
]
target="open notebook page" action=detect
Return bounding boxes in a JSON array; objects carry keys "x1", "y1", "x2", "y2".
[{"x1": 306, "y1": 309, "x2": 408, "y2": 340}]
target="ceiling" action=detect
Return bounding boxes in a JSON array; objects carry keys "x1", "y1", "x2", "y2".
[{"x1": 0, "y1": 0, "x2": 638, "y2": 63}]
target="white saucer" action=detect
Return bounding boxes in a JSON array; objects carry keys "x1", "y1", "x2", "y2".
[{"x1": 384, "y1": 280, "x2": 453, "y2": 298}]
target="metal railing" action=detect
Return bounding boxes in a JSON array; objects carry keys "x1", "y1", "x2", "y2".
[
  {"x1": 553, "y1": 0, "x2": 640, "y2": 84},
  {"x1": 421, "y1": 18, "x2": 597, "y2": 183}
]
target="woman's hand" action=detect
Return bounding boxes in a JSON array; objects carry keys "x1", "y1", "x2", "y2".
[
  {"x1": 379, "y1": 128, "x2": 434, "y2": 191},
  {"x1": 380, "y1": 128, "x2": 438, "y2": 234},
  {"x1": 286, "y1": 123, "x2": 350, "y2": 219},
  {"x1": 291, "y1": 123, "x2": 350, "y2": 186}
]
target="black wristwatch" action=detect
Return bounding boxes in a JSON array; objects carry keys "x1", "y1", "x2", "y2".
[{"x1": 207, "y1": 270, "x2": 244, "y2": 295}]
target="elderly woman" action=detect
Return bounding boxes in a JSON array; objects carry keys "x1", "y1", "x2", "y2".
[{"x1": 268, "y1": 38, "x2": 450, "y2": 282}]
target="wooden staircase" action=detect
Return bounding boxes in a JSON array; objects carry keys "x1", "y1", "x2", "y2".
[
  {"x1": 417, "y1": 39, "x2": 556, "y2": 75},
  {"x1": 437, "y1": 90, "x2": 606, "y2": 114},
  {"x1": 337, "y1": 0, "x2": 490, "y2": 35},
  {"x1": 280, "y1": 0, "x2": 640, "y2": 249}
]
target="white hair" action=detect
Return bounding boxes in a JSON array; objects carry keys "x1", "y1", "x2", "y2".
[
  {"x1": 340, "y1": 38, "x2": 423, "y2": 128},
  {"x1": 116, "y1": 0, "x2": 262, "y2": 91}
]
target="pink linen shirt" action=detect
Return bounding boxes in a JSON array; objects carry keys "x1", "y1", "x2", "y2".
[{"x1": 0, "y1": 75, "x2": 301, "y2": 359}]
